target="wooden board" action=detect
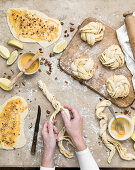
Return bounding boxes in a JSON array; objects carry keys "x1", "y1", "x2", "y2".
[{"x1": 60, "y1": 17, "x2": 135, "y2": 108}]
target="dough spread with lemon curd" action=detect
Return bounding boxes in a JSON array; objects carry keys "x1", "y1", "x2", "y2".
[
  {"x1": 0, "y1": 96, "x2": 28, "y2": 149},
  {"x1": 106, "y1": 75, "x2": 130, "y2": 99},
  {"x1": 100, "y1": 44, "x2": 124, "y2": 70},
  {"x1": 96, "y1": 100, "x2": 135, "y2": 163},
  {"x1": 80, "y1": 22, "x2": 105, "y2": 45},
  {"x1": 71, "y1": 57, "x2": 95, "y2": 80},
  {"x1": 6, "y1": 8, "x2": 62, "y2": 47}
]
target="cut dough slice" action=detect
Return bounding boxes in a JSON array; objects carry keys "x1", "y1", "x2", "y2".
[
  {"x1": 71, "y1": 57, "x2": 95, "y2": 80},
  {"x1": 0, "y1": 96, "x2": 28, "y2": 149},
  {"x1": 80, "y1": 22, "x2": 105, "y2": 45},
  {"x1": 106, "y1": 75, "x2": 130, "y2": 98},
  {"x1": 6, "y1": 8, "x2": 62, "y2": 48},
  {"x1": 100, "y1": 44, "x2": 124, "y2": 70}
]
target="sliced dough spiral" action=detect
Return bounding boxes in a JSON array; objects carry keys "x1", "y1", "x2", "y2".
[
  {"x1": 96, "y1": 100, "x2": 135, "y2": 163},
  {"x1": 106, "y1": 75, "x2": 130, "y2": 99},
  {"x1": 80, "y1": 22, "x2": 105, "y2": 45},
  {"x1": 71, "y1": 57, "x2": 95, "y2": 80},
  {"x1": 38, "y1": 80, "x2": 74, "y2": 158},
  {"x1": 100, "y1": 44, "x2": 124, "y2": 70}
]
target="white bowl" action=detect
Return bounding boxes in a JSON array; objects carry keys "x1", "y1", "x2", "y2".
[
  {"x1": 108, "y1": 115, "x2": 134, "y2": 141},
  {"x1": 18, "y1": 52, "x2": 40, "y2": 75}
]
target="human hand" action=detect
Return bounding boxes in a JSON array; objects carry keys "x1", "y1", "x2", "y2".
[
  {"x1": 41, "y1": 120, "x2": 58, "y2": 168},
  {"x1": 61, "y1": 106, "x2": 87, "y2": 152}
]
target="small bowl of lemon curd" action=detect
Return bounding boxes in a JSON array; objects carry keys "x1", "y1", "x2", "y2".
[
  {"x1": 108, "y1": 115, "x2": 134, "y2": 141},
  {"x1": 18, "y1": 52, "x2": 40, "y2": 75}
]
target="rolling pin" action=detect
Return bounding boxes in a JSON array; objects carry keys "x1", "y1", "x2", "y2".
[{"x1": 123, "y1": 11, "x2": 135, "y2": 59}]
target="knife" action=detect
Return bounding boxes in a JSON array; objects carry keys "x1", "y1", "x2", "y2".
[{"x1": 31, "y1": 105, "x2": 41, "y2": 155}]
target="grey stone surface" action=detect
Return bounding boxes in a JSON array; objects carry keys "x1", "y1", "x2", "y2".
[{"x1": 0, "y1": 0, "x2": 135, "y2": 168}]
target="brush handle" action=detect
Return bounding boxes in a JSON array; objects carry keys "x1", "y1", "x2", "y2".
[{"x1": 8, "y1": 71, "x2": 24, "y2": 88}]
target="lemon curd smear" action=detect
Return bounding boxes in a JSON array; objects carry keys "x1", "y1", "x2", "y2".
[
  {"x1": 7, "y1": 9, "x2": 59, "y2": 42},
  {"x1": 0, "y1": 98, "x2": 28, "y2": 147},
  {"x1": 20, "y1": 53, "x2": 39, "y2": 73},
  {"x1": 111, "y1": 117, "x2": 131, "y2": 139}
]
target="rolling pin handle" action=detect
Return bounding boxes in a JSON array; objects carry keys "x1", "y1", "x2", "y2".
[{"x1": 123, "y1": 11, "x2": 133, "y2": 17}]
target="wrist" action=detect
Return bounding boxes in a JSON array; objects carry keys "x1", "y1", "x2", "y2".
[
  {"x1": 73, "y1": 136, "x2": 87, "y2": 152},
  {"x1": 41, "y1": 148, "x2": 55, "y2": 168}
]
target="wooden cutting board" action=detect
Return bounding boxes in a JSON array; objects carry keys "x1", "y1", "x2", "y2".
[{"x1": 60, "y1": 17, "x2": 135, "y2": 108}]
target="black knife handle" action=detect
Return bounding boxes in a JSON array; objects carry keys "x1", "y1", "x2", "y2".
[{"x1": 31, "y1": 132, "x2": 38, "y2": 155}]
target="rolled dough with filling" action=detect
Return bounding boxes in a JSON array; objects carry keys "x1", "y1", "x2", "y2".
[
  {"x1": 96, "y1": 100, "x2": 135, "y2": 163},
  {"x1": 106, "y1": 75, "x2": 130, "y2": 99},
  {"x1": 80, "y1": 22, "x2": 105, "y2": 46},
  {"x1": 71, "y1": 57, "x2": 95, "y2": 80},
  {"x1": 6, "y1": 8, "x2": 62, "y2": 48},
  {"x1": 0, "y1": 96, "x2": 28, "y2": 150},
  {"x1": 38, "y1": 80, "x2": 74, "y2": 158}
]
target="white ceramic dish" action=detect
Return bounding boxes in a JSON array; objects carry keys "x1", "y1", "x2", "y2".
[
  {"x1": 108, "y1": 115, "x2": 134, "y2": 141},
  {"x1": 18, "y1": 52, "x2": 40, "y2": 75}
]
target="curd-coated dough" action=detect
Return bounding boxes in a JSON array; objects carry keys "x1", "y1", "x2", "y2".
[
  {"x1": 106, "y1": 75, "x2": 130, "y2": 98},
  {"x1": 96, "y1": 100, "x2": 135, "y2": 163},
  {"x1": 80, "y1": 22, "x2": 105, "y2": 45},
  {"x1": 71, "y1": 57, "x2": 95, "y2": 80},
  {"x1": 38, "y1": 80, "x2": 74, "y2": 158},
  {"x1": 100, "y1": 44, "x2": 124, "y2": 70},
  {"x1": 7, "y1": 8, "x2": 62, "y2": 48},
  {"x1": 0, "y1": 96, "x2": 28, "y2": 150}
]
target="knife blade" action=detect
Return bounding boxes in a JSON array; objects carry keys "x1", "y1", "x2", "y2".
[{"x1": 31, "y1": 105, "x2": 41, "y2": 155}]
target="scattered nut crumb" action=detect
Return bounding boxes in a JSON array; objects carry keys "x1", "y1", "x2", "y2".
[
  {"x1": 11, "y1": 69, "x2": 14, "y2": 74},
  {"x1": 41, "y1": 58, "x2": 45, "y2": 61},
  {"x1": 65, "y1": 81, "x2": 68, "y2": 84},
  {"x1": 7, "y1": 76, "x2": 11, "y2": 79},
  {"x1": 46, "y1": 110, "x2": 51, "y2": 114},
  {"x1": 22, "y1": 82, "x2": 25, "y2": 86},
  {"x1": 55, "y1": 77, "x2": 58, "y2": 80},
  {"x1": 64, "y1": 30, "x2": 67, "y2": 33},
  {"x1": 131, "y1": 106, "x2": 135, "y2": 110},
  {"x1": 123, "y1": 110, "x2": 131, "y2": 116},
  {"x1": 29, "y1": 123, "x2": 32, "y2": 129},
  {"x1": 70, "y1": 27, "x2": 75, "y2": 32},
  {"x1": 70, "y1": 22, "x2": 74, "y2": 25},
  {"x1": 60, "y1": 21, "x2": 64, "y2": 25},
  {"x1": 38, "y1": 69, "x2": 42, "y2": 72},
  {"x1": 49, "y1": 53, "x2": 55, "y2": 58}
]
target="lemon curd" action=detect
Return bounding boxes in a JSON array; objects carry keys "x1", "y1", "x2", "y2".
[
  {"x1": 7, "y1": 9, "x2": 59, "y2": 42},
  {"x1": 111, "y1": 117, "x2": 131, "y2": 139},
  {"x1": 20, "y1": 53, "x2": 39, "y2": 74},
  {"x1": 0, "y1": 98, "x2": 28, "y2": 147}
]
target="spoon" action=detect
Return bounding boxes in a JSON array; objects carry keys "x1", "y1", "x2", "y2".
[{"x1": 108, "y1": 105, "x2": 123, "y2": 134}]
